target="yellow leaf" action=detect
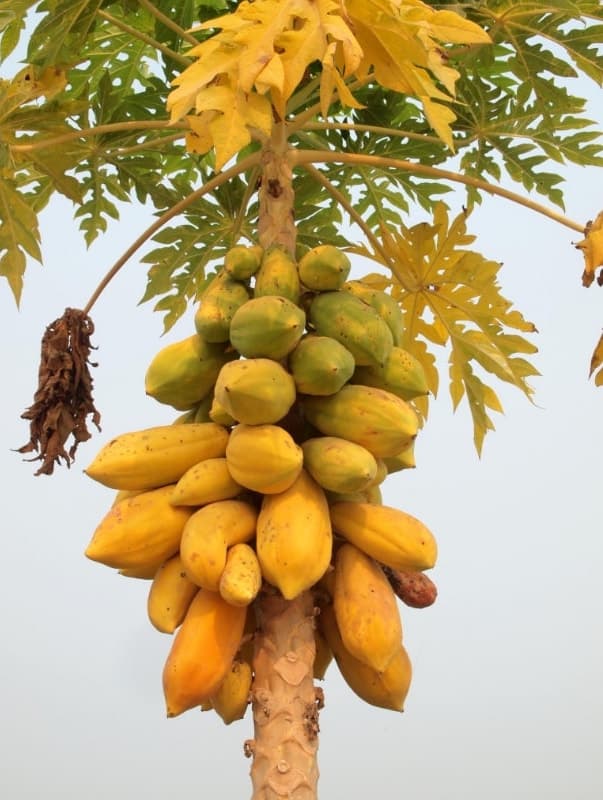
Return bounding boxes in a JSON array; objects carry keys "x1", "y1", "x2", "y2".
[
  {"x1": 589, "y1": 332, "x2": 603, "y2": 387},
  {"x1": 575, "y1": 210, "x2": 603, "y2": 287},
  {"x1": 185, "y1": 114, "x2": 215, "y2": 155}
]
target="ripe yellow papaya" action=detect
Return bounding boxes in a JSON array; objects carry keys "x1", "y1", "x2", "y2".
[
  {"x1": 147, "y1": 554, "x2": 199, "y2": 634},
  {"x1": 224, "y1": 243, "x2": 263, "y2": 280},
  {"x1": 333, "y1": 543, "x2": 403, "y2": 672},
  {"x1": 209, "y1": 659, "x2": 253, "y2": 724},
  {"x1": 194, "y1": 272, "x2": 250, "y2": 343},
  {"x1": 319, "y1": 603, "x2": 411, "y2": 712},
  {"x1": 162, "y1": 589, "x2": 247, "y2": 717},
  {"x1": 383, "y1": 442, "x2": 416, "y2": 473},
  {"x1": 170, "y1": 457, "x2": 242, "y2": 506},
  {"x1": 219, "y1": 543, "x2": 262, "y2": 607},
  {"x1": 298, "y1": 244, "x2": 351, "y2": 291},
  {"x1": 229, "y1": 295, "x2": 305, "y2": 360},
  {"x1": 214, "y1": 358, "x2": 296, "y2": 425},
  {"x1": 225, "y1": 423, "x2": 303, "y2": 494},
  {"x1": 288, "y1": 334, "x2": 355, "y2": 396},
  {"x1": 253, "y1": 247, "x2": 300, "y2": 303},
  {"x1": 145, "y1": 334, "x2": 235, "y2": 410},
  {"x1": 118, "y1": 563, "x2": 160, "y2": 579},
  {"x1": 209, "y1": 394, "x2": 236, "y2": 426},
  {"x1": 256, "y1": 469, "x2": 332, "y2": 600},
  {"x1": 342, "y1": 281, "x2": 404, "y2": 347},
  {"x1": 301, "y1": 384, "x2": 418, "y2": 458},
  {"x1": 353, "y1": 346, "x2": 429, "y2": 401},
  {"x1": 366, "y1": 458, "x2": 388, "y2": 488},
  {"x1": 180, "y1": 499, "x2": 258, "y2": 591},
  {"x1": 301, "y1": 436, "x2": 377, "y2": 494},
  {"x1": 85, "y1": 485, "x2": 194, "y2": 571},
  {"x1": 309, "y1": 290, "x2": 393, "y2": 368},
  {"x1": 330, "y1": 502, "x2": 437, "y2": 572},
  {"x1": 85, "y1": 422, "x2": 229, "y2": 491}
]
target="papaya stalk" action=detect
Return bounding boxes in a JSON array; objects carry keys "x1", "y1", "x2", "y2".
[{"x1": 247, "y1": 123, "x2": 321, "y2": 800}]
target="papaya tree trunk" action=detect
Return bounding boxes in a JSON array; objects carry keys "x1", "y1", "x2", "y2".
[
  {"x1": 244, "y1": 123, "x2": 321, "y2": 799},
  {"x1": 247, "y1": 591, "x2": 321, "y2": 799}
]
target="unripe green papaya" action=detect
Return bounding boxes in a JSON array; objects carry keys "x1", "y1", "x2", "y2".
[
  {"x1": 302, "y1": 436, "x2": 377, "y2": 494},
  {"x1": 145, "y1": 335, "x2": 235, "y2": 411},
  {"x1": 254, "y1": 247, "x2": 300, "y2": 303},
  {"x1": 298, "y1": 245, "x2": 351, "y2": 291},
  {"x1": 353, "y1": 346, "x2": 429, "y2": 401},
  {"x1": 301, "y1": 384, "x2": 418, "y2": 458},
  {"x1": 194, "y1": 272, "x2": 250, "y2": 343},
  {"x1": 229, "y1": 295, "x2": 305, "y2": 360},
  {"x1": 309, "y1": 291, "x2": 393, "y2": 368},
  {"x1": 224, "y1": 244, "x2": 263, "y2": 280},
  {"x1": 288, "y1": 335, "x2": 355, "y2": 396},
  {"x1": 214, "y1": 358, "x2": 296, "y2": 425},
  {"x1": 343, "y1": 282, "x2": 404, "y2": 347},
  {"x1": 193, "y1": 392, "x2": 214, "y2": 423}
]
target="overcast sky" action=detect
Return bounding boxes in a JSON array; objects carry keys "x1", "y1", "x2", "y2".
[{"x1": 1, "y1": 54, "x2": 602, "y2": 800}]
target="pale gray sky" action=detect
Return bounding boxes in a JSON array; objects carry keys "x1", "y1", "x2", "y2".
[{"x1": 1, "y1": 54, "x2": 602, "y2": 800}]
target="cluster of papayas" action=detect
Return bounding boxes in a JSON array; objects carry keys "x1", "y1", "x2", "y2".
[{"x1": 84, "y1": 241, "x2": 437, "y2": 719}]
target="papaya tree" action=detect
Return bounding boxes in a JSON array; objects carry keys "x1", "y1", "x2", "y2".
[{"x1": 2, "y1": 1, "x2": 602, "y2": 798}]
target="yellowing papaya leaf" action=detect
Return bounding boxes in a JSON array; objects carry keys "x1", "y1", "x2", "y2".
[
  {"x1": 575, "y1": 210, "x2": 603, "y2": 287},
  {"x1": 589, "y1": 332, "x2": 603, "y2": 387},
  {"x1": 169, "y1": 0, "x2": 489, "y2": 162},
  {"x1": 353, "y1": 202, "x2": 538, "y2": 453},
  {"x1": 345, "y1": 0, "x2": 491, "y2": 148}
]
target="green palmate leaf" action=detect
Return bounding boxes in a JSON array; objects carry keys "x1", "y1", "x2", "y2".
[
  {"x1": 27, "y1": 0, "x2": 104, "y2": 67},
  {"x1": 0, "y1": 0, "x2": 36, "y2": 62},
  {"x1": 351, "y1": 201, "x2": 539, "y2": 453},
  {"x1": 140, "y1": 174, "x2": 258, "y2": 331},
  {"x1": 448, "y1": 0, "x2": 603, "y2": 203},
  {"x1": 0, "y1": 177, "x2": 42, "y2": 303}
]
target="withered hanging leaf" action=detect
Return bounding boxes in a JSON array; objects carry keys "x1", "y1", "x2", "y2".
[{"x1": 17, "y1": 308, "x2": 101, "y2": 475}]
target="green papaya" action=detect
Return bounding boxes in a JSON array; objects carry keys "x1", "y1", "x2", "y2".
[
  {"x1": 309, "y1": 291, "x2": 393, "y2": 368},
  {"x1": 343, "y1": 282, "x2": 404, "y2": 347},
  {"x1": 353, "y1": 346, "x2": 429, "y2": 401},
  {"x1": 302, "y1": 436, "x2": 377, "y2": 494},
  {"x1": 254, "y1": 247, "x2": 300, "y2": 303},
  {"x1": 298, "y1": 245, "x2": 351, "y2": 291},
  {"x1": 288, "y1": 334, "x2": 355, "y2": 396},
  {"x1": 194, "y1": 272, "x2": 250, "y2": 343},
  {"x1": 224, "y1": 244, "x2": 263, "y2": 280},
  {"x1": 301, "y1": 384, "x2": 418, "y2": 458},
  {"x1": 214, "y1": 358, "x2": 297, "y2": 425},
  {"x1": 229, "y1": 295, "x2": 306, "y2": 360},
  {"x1": 145, "y1": 335, "x2": 235, "y2": 411},
  {"x1": 193, "y1": 392, "x2": 214, "y2": 423}
]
